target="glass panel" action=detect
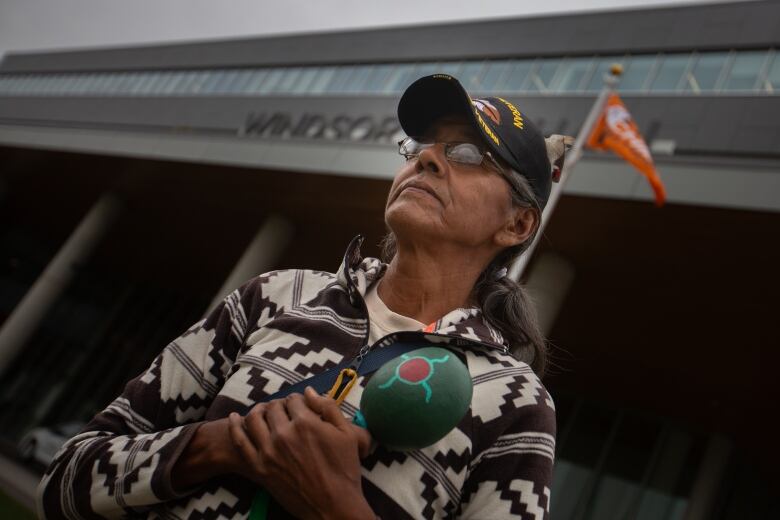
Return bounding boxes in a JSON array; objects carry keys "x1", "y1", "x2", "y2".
[
  {"x1": 585, "y1": 57, "x2": 625, "y2": 92},
  {"x1": 175, "y1": 71, "x2": 197, "y2": 94},
  {"x1": 650, "y1": 54, "x2": 692, "y2": 91},
  {"x1": 307, "y1": 67, "x2": 337, "y2": 94},
  {"x1": 501, "y1": 60, "x2": 534, "y2": 92},
  {"x1": 412, "y1": 62, "x2": 440, "y2": 79},
  {"x1": 460, "y1": 62, "x2": 485, "y2": 90},
  {"x1": 343, "y1": 65, "x2": 373, "y2": 93},
  {"x1": 325, "y1": 66, "x2": 357, "y2": 93},
  {"x1": 190, "y1": 72, "x2": 211, "y2": 94},
  {"x1": 49, "y1": 74, "x2": 65, "y2": 95},
  {"x1": 722, "y1": 50, "x2": 768, "y2": 91},
  {"x1": 438, "y1": 62, "x2": 463, "y2": 77},
  {"x1": 481, "y1": 60, "x2": 512, "y2": 92},
  {"x1": 764, "y1": 52, "x2": 780, "y2": 93},
  {"x1": 128, "y1": 73, "x2": 147, "y2": 94},
  {"x1": 200, "y1": 70, "x2": 225, "y2": 93},
  {"x1": 273, "y1": 68, "x2": 302, "y2": 93},
  {"x1": 230, "y1": 70, "x2": 255, "y2": 93},
  {"x1": 383, "y1": 64, "x2": 417, "y2": 93},
  {"x1": 290, "y1": 68, "x2": 318, "y2": 94},
  {"x1": 243, "y1": 70, "x2": 269, "y2": 93},
  {"x1": 73, "y1": 74, "x2": 90, "y2": 95},
  {"x1": 683, "y1": 52, "x2": 729, "y2": 93},
  {"x1": 257, "y1": 68, "x2": 284, "y2": 94},
  {"x1": 527, "y1": 58, "x2": 560, "y2": 93},
  {"x1": 620, "y1": 55, "x2": 658, "y2": 92},
  {"x1": 132, "y1": 72, "x2": 156, "y2": 94},
  {"x1": 362, "y1": 64, "x2": 395, "y2": 93},
  {"x1": 554, "y1": 57, "x2": 594, "y2": 92},
  {"x1": 212, "y1": 70, "x2": 241, "y2": 94}
]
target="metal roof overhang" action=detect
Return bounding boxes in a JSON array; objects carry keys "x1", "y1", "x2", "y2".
[{"x1": 1, "y1": 119, "x2": 777, "y2": 213}]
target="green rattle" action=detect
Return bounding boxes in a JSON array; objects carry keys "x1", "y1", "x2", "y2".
[{"x1": 355, "y1": 346, "x2": 473, "y2": 451}]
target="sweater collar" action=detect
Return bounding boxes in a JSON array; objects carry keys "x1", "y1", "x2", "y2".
[{"x1": 336, "y1": 235, "x2": 509, "y2": 353}]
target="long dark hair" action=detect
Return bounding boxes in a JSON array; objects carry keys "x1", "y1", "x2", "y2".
[{"x1": 380, "y1": 171, "x2": 547, "y2": 376}]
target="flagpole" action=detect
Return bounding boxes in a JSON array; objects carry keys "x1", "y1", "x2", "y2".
[{"x1": 508, "y1": 64, "x2": 623, "y2": 281}]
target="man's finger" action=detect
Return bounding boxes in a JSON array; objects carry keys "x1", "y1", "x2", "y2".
[
  {"x1": 228, "y1": 412, "x2": 257, "y2": 463},
  {"x1": 303, "y1": 386, "x2": 346, "y2": 427},
  {"x1": 350, "y1": 424, "x2": 374, "y2": 458},
  {"x1": 286, "y1": 393, "x2": 317, "y2": 421},
  {"x1": 264, "y1": 398, "x2": 291, "y2": 434},
  {"x1": 244, "y1": 405, "x2": 271, "y2": 449}
]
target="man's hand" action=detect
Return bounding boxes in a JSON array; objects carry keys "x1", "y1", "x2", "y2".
[{"x1": 228, "y1": 387, "x2": 374, "y2": 520}]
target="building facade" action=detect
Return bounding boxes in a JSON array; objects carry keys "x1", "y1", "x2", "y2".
[{"x1": 0, "y1": 1, "x2": 778, "y2": 518}]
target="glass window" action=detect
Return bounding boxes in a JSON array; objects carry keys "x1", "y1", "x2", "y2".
[
  {"x1": 619, "y1": 55, "x2": 658, "y2": 92},
  {"x1": 438, "y1": 62, "x2": 463, "y2": 77},
  {"x1": 460, "y1": 62, "x2": 485, "y2": 90},
  {"x1": 683, "y1": 52, "x2": 729, "y2": 93},
  {"x1": 325, "y1": 66, "x2": 357, "y2": 93},
  {"x1": 229, "y1": 70, "x2": 254, "y2": 94},
  {"x1": 211, "y1": 70, "x2": 241, "y2": 94},
  {"x1": 307, "y1": 67, "x2": 337, "y2": 94},
  {"x1": 554, "y1": 57, "x2": 595, "y2": 92},
  {"x1": 174, "y1": 71, "x2": 194, "y2": 94},
  {"x1": 649, "y1": 54, "x2": 692, "y2": 91},
  {"x1": 763, "y1": 52, "x2": 780, "y2": 93},
  {"x1": 189, "y1": 72, "x2": 211, "y2": 94},
  {"x1": 362, "y1": 64, "x2": 395, "y2": 93},
  {"x1": 501, "y1": 60, "x2": 535, "y2": 92},
  {"x1": 27, "y1": 75, "x2": 43, "y2": 94},
  {"x1": 73, "y1": 74, "x2": 89, "y2": 95},
  {"x1": 527, "y1": 59, "x2": 560, "y2": 93},
  {"x1": 383, "y1": 64, "x2": 417, "y2": 93},
  {"x1": 46, "y1": 74, "x2": 62, "y2": 95},
  {"x1": 481, "y1": 61, "x2": 512, "y2": 92},
  {"x1": 240, "y1": 70, "x2": 266, "y2": 94},
  {"x1": 112, "y1": 73, "x2": 131, "y2": 94},
  {"x1": 721, "y1": 50, "x2": 769, "y2": 91},
  {"x1": 343, "y1": 65, "x2": 373, "y2": 94},
  {"x1": 127, "y1": 73, "x2": 147, "y2": 94},
  {"x1": 103, "y1": 73, "x2": 121, "y2": 95},
  {"x1": 198, "y1": 70, "x2": 224, "y2": 93},
  {"x1": 412, "y1": 62, "x2": 440, "y2": 79},
  {"x1": 158, "y1": 72, "x2": 180, "y2": 95},
  {"x1": 140, "y1": 72, "x2": 160, "y2": 94},
  {"x1": 290, "y1": 68, "x2": 318, "y2": 94},
  {"x1": 272, "y1": 68, "x2": 301, "y2": 93},
  {"x1": 93, "y1": 73, "x2": 113, "y2": 94},
  {"x1": 585, "y1": 57, "x2": 625, "y2": 92}
]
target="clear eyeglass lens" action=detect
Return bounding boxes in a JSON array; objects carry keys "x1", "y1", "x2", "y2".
[
  {"x1": 446, "y1": 143, "x2": 483, "y2": 165},
  {"x1": 399, "y1": 138, "x2": 429, "y2": 158},
  {"x1": 398, "y1": 138, "x2": 487, "y2": 166}
]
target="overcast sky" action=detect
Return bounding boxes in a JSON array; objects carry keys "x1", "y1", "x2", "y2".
[{"x1": 0, "y1": 0, "x2": 746, "y2": 59}]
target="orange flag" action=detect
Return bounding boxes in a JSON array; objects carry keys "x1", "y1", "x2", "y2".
[{"x1": 587, "y1": 93, "x2": 667, "y2": 206}]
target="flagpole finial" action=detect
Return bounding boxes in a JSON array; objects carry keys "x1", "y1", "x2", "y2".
[{"x1": 609, "y1": 63, "x2": 624, "y2": 77}]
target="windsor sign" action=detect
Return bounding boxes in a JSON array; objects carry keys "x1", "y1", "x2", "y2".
[{"x1": 240, "y1": 111, "x2": 403, "y2": 144}]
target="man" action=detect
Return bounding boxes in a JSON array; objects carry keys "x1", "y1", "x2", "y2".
[{"x1": 38, "y1": 74, "x2": 559, "y2": 519}]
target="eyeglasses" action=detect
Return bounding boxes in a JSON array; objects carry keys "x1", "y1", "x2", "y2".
[{"x1": 397, "y1": 137, "x2": 506, "y2": 176}]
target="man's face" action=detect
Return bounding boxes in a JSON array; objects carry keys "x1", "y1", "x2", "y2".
[{"x1": 385, "y1": 116, "x2": 517, "y2": 251}]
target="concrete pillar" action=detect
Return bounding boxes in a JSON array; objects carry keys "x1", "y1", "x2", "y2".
[
  {"x1": 683, "y1": 434, "x2": 732, "y2": 520},
  {"x1": 204, "y1": 214, "x2": 294, "y2": 316},
  {"x1": 0, "y1": 193, "x2": 123, "y2": 377},
  {"x1": 524, "y1": 252, "x2": 576, "y2": 336}
]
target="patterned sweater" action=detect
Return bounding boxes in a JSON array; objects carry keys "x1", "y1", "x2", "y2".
[{"x1": 37, "y1": 235, "x2": 556, "y2": 519}]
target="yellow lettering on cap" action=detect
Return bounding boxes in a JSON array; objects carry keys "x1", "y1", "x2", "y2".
[
  {"x1": 475, "y1": 112, "x2": 500, "y2": 146},
  {"x1": 497, "y1": 97, "x2": 524, "y2": 129}
]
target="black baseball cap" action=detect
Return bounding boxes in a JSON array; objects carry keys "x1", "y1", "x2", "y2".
[{"x1": 397, "y1": 74, "x2": 552, "y2": 208}]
